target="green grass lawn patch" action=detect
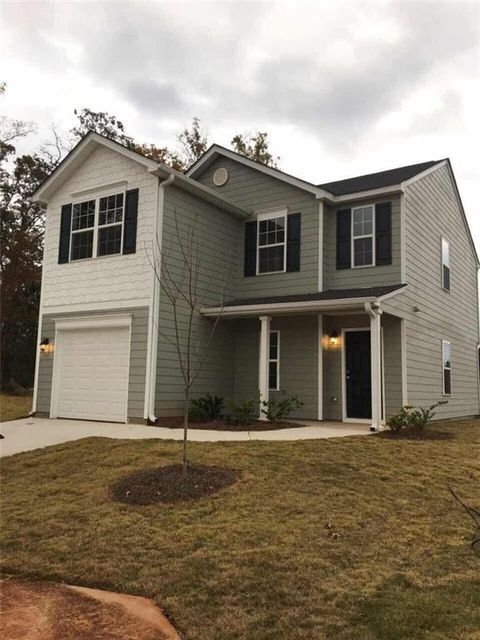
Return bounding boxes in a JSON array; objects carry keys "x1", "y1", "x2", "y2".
[{"x1": 1, "y1": 419, "x2": 479, "y2": 639}]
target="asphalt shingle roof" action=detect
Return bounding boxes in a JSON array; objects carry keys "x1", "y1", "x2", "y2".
[{"x1": 319, "y1": 161, "x2": 440, "y2": 196}]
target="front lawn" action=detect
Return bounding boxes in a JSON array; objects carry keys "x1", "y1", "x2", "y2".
[
  {"x1": 1, "y1": 420, "x2": 479, "y2": 639},
  {"x1": 0, "y1": 392, "x2": 32, "y2": 422}
]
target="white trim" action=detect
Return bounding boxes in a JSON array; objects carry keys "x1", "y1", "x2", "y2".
[
  {"x1": 317, "y1": 314, "x2": 323, "y2": 420},
  {"x1": 441, "y1": 236, "x2": 451, "y2": 291},
  {"x1": 377, "y1": 284, "x2": 408, "y2": 302},
  {"x1": 442, "y1": 339, "x2": 452, "y2": 396},
  {"x1": 268, "y1": 329, "x2": 280, "y2": 391},
  {"x1": 42, "y1": 299, "x2": 149, "y2": 314},
  {"x1": 186, "y1": 144, "x2": 331, "y2": 198},
  {"x1": 351, "y1": 204, "x2": 375, "y2": 268},
  {"x1": 258, "y1": 315, "x2": 271, "y2": 419},
  {"x1": 50, "y1": 313, "x2": 132, "y2": 422},
  {"x1": 401, "y1": 318, "x2": 408, "y2": 406},
  {"x1": 317, "y1": 199, "x2": 324, "y2": 291},
  {"x1": 70, "y1": 180, "x2": 128, "y2": 201},
  {"x1": 333, "y1": 185, "x2": 402, "y2": 203},
  {"x1": 401, "y1": 160, "x2": 448, "y2": 187},
  {"x1": 256, "y1": 209, "x2": 287, "y2": 275},
  {"x1": 54, "y1": 314, "x2": 132, "y2": 330}
]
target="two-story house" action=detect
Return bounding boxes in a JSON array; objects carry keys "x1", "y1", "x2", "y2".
[{"x1": 31, "y1": 132, "x2": 480, "y2": 429}]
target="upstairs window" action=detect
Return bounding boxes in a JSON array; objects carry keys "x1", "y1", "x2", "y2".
[
  {"x1": 442, "y1": 340, "x2": 451, "y2": 395},
  {"x1": 70, "y1": 193, "x2": 124, "y2": 261},
  {"x1": 257, "y1": 211, "x2": 286, "y2": 274},
  {"x1": 441, "y1": 237, "x2": 450, "y2": 291},
  {"x1": 352, "y1": 205, "x2": 374, "y2": 267},
  {"x1": 269, "y1": 330, "x2": 280, "y2": 390}
]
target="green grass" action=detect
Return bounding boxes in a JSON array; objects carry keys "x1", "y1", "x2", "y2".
[
  {"x1": 0, "y1": 393, "x2": 32, "y2": 422},
  {"x1": 1, "y1": 420, "x2": 479, "y2": 639}
]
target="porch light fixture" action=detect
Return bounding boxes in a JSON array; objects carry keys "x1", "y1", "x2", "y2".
[
  {"x1": 40, "y1": 338, "x2": 50, "y2": 353},
  {"x1": 329, "y1": 330, "x2": 339, "y2": 346}
]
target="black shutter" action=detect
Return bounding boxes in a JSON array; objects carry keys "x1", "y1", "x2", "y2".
[
  {"x1": 58, "y1": 203, "x2": 72, "y2": 264},
  {"x1": 375, "y1": 202, "x2": 392, "y2": 265},
  {"x1": 286, "y1": 212, "x2": 301, "y2": 272},
  {"x1": 336, "y1": 209, "x2": 351, "y2": 270},
  {"x1": 244, "y1": 220, "x2": 257, "y2": 277},
  {"x1": 123, "y1": 188, "x2": 139, "y2": 255}
]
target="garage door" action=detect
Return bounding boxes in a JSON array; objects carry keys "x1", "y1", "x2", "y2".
[{"x1": 54, "y1": 325, "x2": 130, "y2": 422}]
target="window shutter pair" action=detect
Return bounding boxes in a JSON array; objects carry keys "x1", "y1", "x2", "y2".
[
  {"x1": 244, "y1": 212, "x2": 301, "y2": 277},
  {"x1": 57, "y1": 188, "x2": 139, "y2": 264},
  {"x1": 335, "y1": 202, "x2": 392, "y2": 270}
]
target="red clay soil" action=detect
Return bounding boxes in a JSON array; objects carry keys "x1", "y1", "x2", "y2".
[
  {"x1": 154, "y1": 416, "x2": 300, "y2": 431},
  {"x1": 0, "y1": 577, "x2": 180, "y2": 640}
]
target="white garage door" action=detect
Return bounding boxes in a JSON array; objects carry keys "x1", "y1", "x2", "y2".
[{"x1": 55, "y1": 326, "x2": 130, "y2": 422}]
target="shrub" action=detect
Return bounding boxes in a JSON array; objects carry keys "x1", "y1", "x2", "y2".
[
  {"x1": 261, "y1": 393, "x2": 304, "y2": 423},
  {"x1": 388, "y1": 400, "x2": 448, "y2": 432},
  {"x1": 226, "y1": 398, "x2": 258, "y2": 426},
  {"x1": 189, "y1": 394, "x2": 224, "y2": 422}
]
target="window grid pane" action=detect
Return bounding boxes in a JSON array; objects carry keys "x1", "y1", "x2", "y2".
[
  {"x1": 98, "y1": 224, "x2": 122, "y2": 256},
  {"x1": 354, "y1": 237, "x2": 373, "y2": 267},
  {"x1": 71, "y1": 230, "x2": 94, "y2": 260},
  {"x1": 269, "y1": 331, "x2": 279, "y2": 390},
  {"x1": 259, "y1": 245, "x2": 284, "y2": 273},
  {"x1": 353, "y1": 207, "x2": 373, "y2": 237},
  {"x1": 72, "y1": 200, "x2": 95, "y2": 231},
  {"x1": 99, "y1": 193, "x2": 124, "y2": 226}
]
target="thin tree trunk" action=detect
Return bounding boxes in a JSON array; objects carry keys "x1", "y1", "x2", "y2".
[{"x1": 182, "y1": 388, "x2": 189, "y2": 478}]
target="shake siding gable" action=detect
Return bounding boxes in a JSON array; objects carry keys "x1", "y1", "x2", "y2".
[
  {"x1": 382, "y1": 164, "x2": 479, "y2": 419},
  {"x1": 194, "y1": 156, "x2": 320, "y2": 298}
]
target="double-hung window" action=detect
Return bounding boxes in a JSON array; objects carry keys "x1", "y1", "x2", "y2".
[
  {"x1": 70, "y1": 192, "x2": 124, "y2": 261},
  {"x1": 442, "y1": 340, "x2": 452, "y2": 395},
  {"x1": 352, "y1": 205, "x2": 374, "y2": 267},
  {"x1": 257, "y1": 211, "x2": 287, "y2": 274},
  {"x1": 269, "y1": 330, "x2": 280, "y2": 390},
  {"x1": 441, "y1": 237, "x2": 450, "y2": 291}
]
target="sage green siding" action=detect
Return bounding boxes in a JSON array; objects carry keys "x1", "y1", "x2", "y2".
[
  {"x1": 36, "y1": 307, "x2": 149, "y2": 420},
  {"x1": 383, "y1": 164, "x2": 479, "y2": 419},
  {"x1": 195, "y1": 157, "x2": 320, "y2": 298},
  {"x1": 323, "y1": 195, "x2": 402, "y2": 290},
  {"x1": 232, "y1": 315, "x2": 319, "y2": 419},
  {"x1": 155, "y1": 185, "x2": 239, "y2": 416}
]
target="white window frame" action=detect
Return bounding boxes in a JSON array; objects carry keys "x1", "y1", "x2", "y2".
[
  {"x1": 442, "y1": 339, "x2": 452, "y2": 396},
  {"x1": 269, "y1": 330, "x2": 280, "y2": 391},
  {"x1": 256, "y1": 210, "x2": 287, "y2": 275},
  {"x1": 441, "y1": 236, "x2": 450, "y2": 291},
  {"x1": 69, "y1": 191, "x2": 125, "y2": 262},
  {"x1": 351, "y1": 204, "x2": 375, "y2": 269}
]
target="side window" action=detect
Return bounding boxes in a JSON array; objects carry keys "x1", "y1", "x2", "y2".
[
  {"x1": 442, "y1": 340, "x2": 451, "y2": 395},
  {"x1": 71, "y1": 200, "x2": 95, "y2": 260},
  {"x1": 257, "y1": 212, "x2": 287, "y2": 274},
  {"x1": 336, "y1": 202, "x2": 391, "y2": 270},
  {"x1": 269, "y1": 330, "x2": 280, "y2": 390},
  {"x1": 441, "y1": 237, "x2": 450, "y2": 291}
]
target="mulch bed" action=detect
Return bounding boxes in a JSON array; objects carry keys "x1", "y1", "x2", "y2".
[
  {"x1": 153, "y1": 416, "x2": 300, "y2": 431},
  {"x1": 377, "y1": 429, "x2": 454, "y2": 441},
  {"x1": 111, "y1": 464, "x2": 240, "y2": 505}
]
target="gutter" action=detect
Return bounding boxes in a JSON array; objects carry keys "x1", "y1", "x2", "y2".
[{"x1": 145, "y1": 173, "x2": 174, "y2": 423}]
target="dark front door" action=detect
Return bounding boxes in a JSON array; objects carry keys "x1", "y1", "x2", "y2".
[{"x1": 345, "y1": 330, "x2": 371, "y2": 419}]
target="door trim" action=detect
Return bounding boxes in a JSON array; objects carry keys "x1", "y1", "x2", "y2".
[
  {"x1": 50, "y1": 314, "x2": 132, "y2": 422},
  {"x1": 341, "y1": 327, "x2": 385, "y2": 424}
]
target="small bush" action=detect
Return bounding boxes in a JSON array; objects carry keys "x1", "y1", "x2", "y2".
[
  {"x1": 261, "y1": 393, "x2": 303, "y2": 423},
  {"x1": 189, "y1": 394, "x2": 224, "y2": 422},
  {"x1": 226, "y1": 398, "x2": 258, "y2": 426},
  {"x1": 388, "y1": 401, "x2": 448, "y2": 432}
]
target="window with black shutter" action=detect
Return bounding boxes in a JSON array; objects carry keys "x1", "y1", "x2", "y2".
[{"x1": 375, "y1": 202, "x2": 392, "y2": 266}]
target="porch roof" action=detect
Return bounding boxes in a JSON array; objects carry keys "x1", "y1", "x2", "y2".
[{"x1": 201, "y1": 284, "x2": 407, "y2": 317}]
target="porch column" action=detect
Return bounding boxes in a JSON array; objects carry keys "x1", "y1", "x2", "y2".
[
  {"x1": 258, "y1": 315, "x2": 271, "y2": 420},
  {"x1": 366, "y1": 303, "x2": 382, "y2": 431}
]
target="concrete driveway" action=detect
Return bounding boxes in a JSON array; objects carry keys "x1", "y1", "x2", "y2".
[{"x1": 0, "y1": 417, "x2": 370, "y2": 457}]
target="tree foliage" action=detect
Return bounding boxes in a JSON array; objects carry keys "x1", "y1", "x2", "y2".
[{"x1": 231, "y1": 131, "x2": 280, "y2": 167}]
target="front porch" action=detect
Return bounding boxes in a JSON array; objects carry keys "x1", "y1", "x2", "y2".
[{"x1": 202, "y1": 285, "x2": 406, "y2": 430}]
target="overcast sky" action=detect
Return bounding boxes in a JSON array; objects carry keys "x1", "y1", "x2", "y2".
[{"x1": 2, "y1": 0, "x2": 479, "y2": 248}]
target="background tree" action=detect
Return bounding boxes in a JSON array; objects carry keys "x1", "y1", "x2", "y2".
[
  {"x1": 177, "y1": 117, "x2": 209, "y2": 167},
  {"x1": 231, "y1": 131, "x2": 280, "y2": 167}
]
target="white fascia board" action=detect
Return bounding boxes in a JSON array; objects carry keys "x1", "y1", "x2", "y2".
[
  {"x1": 201, "y1": 296, "x2": 378, "y2": 318},
  {"x1": 54, "y1": 314, "x2": 132, "y2": 330},
  {"x1": 187, "y1": 145, "x2": 331, "y2": 199},
  {"x1": 327, "y1": 185, "x2": 403, "y2": 204}
]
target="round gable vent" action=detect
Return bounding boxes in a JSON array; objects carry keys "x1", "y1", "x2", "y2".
[{"x1": 213, "y1": 167, "x2": 229, "y2": 187}]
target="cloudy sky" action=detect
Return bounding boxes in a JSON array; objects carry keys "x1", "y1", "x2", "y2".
[{"x1": 2, "y1": 0, "x2": 479, "y2": 247}]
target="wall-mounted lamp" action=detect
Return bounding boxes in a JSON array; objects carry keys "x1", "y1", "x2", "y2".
[
  {"x1": 329, "y1": 330, "x2": 339, "y2": 346},
  {"x1": 40, "y1": 338, "x2": 51, "y2": 354}
]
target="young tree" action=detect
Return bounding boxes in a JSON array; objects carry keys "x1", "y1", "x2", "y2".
[
  {"x1": 151, "y1": 212, "x2": 228, "y2": 475},
  {"x1": 177, "y1": 117, "x2": 209, "y2": 167},
  {"x1": 231, "y1": 131, "x2": 280, "y2": 168}
]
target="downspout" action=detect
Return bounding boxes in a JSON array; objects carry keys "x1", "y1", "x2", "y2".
[{"x1": 145, "y1": 173, "x2": 174, "y2": 423}]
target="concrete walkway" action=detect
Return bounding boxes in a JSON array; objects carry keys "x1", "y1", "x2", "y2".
[{"x1": 0, "y1": 417, "x2": 370, "y2": 457}]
